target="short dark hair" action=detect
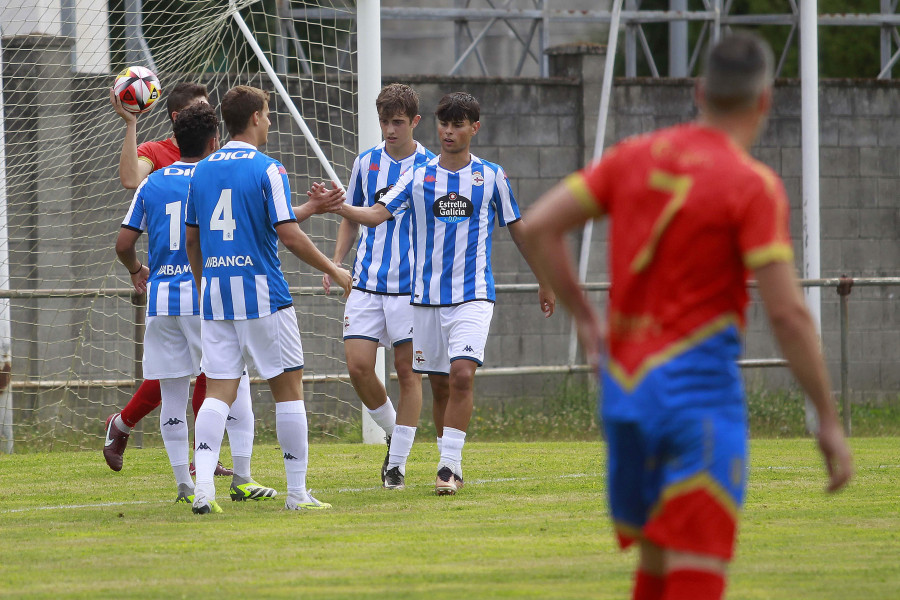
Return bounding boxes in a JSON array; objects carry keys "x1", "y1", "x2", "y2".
[
  {"x1": 221, "y1": 85, "x2": 270, "y2": 137},
  {"x1": 435, "y1": 92, "x2": 480, "y2": 124},
  {"x1": 703, "y1": 32, "x2": 774, "y2": 115},
  {"x1": 166, "y1": 82, "x2": 209, "y2": 124},
  {"x1": 173, "y1": 103, "x2": 219, "y2": 159},
  {"x1": 376, "y1": 83, "x2": 419, "y2": 121}
]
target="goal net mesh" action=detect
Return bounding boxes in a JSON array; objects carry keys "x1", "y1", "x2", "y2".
[{"x1": 0, "y1": 0, "x2": 359, "y2": 452}]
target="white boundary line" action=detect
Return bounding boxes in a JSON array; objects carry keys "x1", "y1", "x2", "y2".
[{"x1": 3, "y1": 465, "x2": 898, "y2": 514}]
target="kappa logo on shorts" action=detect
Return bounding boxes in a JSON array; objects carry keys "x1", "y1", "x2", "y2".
[
  {"x1": 408, "y1": 326, "x2": 414, "y2": 335},
  {"x1": 414, "y1": 350, "x2": 426, "y2": 364},
  {"x1": 197, "y1": 442, "x2": 212, "y2": 451},
  {"x1": 162, "y1": 417, "x2": 184, "y2": 426},
  {"x1": 463, "y1": 345, "x2": 474, "y2": 353},
  {"x1": 227, "y1": 415, "x2": 237, "y2": 421}
]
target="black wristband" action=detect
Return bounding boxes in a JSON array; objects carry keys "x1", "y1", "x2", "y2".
[{"x1": 128, "y1": 262, "x2": 143, "y2": 275}]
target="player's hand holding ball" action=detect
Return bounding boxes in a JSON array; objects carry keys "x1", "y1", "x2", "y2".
[{"x1": 111, "y1": 66, "x2": 161, "y2": 119}]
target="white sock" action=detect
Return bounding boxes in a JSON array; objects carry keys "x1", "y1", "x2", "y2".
[
  {"x1": 225, "y1": 373, "x2": 254, "y2": 479},
  {"x1": 173, "y1": 464, "x2": 192, "y2": 486},
  {"x1": 436, "y1": 436, "x2": 442, "y2": 455},
  {"x1": 439, "y1": 427, "x2": 466, "y2": 475},
  {"x1": 194, "y1": 398, "x2": 230, "y2": 500},
  {"x1": 367, "y1": 398, "x2": 396, "y2": 437},
  {"x1": 159, "y1": 376, "x2": 191, "y2": 486},
  {"x1": 113, "y1": 414, "x2": 131, "y2": 434},
  {"x1": 276, "y1": 400, "x2": 309, "y2": 500},
  {"x1": 387, "y1": 425, "x2": 416, "y2": 473}
]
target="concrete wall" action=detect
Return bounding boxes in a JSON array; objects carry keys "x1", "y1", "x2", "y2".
[{"x1": 3, "y1": 37, "x2": 898, "y2": 439}]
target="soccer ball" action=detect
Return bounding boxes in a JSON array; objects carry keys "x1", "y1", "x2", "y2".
[{"x1": 114, "y1": 66, "x2": 161, "y2": 114}]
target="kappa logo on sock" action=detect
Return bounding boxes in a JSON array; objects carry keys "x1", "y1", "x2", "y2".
[
  {"x1": 226, "y1": 415, "x2": 237, "y2": 421},
  {"x1": 283, "y1": 452, "x2": 298, "y2": 460},
  {"x1": 162, "y1": 417, "x2": 184, "y2": 426},
  {"x1": 197, "y1": 442, "x2": 212, "y2": 451}
]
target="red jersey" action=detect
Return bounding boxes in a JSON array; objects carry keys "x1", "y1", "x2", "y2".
[
  {"x1": 137, "y1": 137, "x2": 180, "y2": 172},
  {"x1": 566, "y1": 123, "x2": 793, "y2": 389}
]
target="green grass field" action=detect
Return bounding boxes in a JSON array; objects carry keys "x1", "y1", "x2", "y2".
[{"x1": 0, "y1": 439, "x2": 897, "y2": 599}]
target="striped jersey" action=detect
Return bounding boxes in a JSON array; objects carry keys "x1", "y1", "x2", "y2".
[
  {"x1": 379, "y1": 153, "x2": 520, "y2": 306},
  {"x1": 185, "y1": 141, "x2": 296, "y2": 320},
  {"x1": 347, "y1": 141, "x2": 435, "y2": 295},
  {"x1": 121, "y1": 161, "x2": 199, "y2": 317}
]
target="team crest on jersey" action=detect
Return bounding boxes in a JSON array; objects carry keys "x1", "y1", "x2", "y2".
[
  {"x1": 433, "y1": 192, "x2": 474, "y2": 224},
  {"x1": 472, "y1": 171, "x2": 484, "y2": 186}
]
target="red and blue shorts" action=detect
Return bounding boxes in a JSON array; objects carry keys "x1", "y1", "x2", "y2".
[{"x1": 601, "y1": 328, "x2": 747, "y2": 560}]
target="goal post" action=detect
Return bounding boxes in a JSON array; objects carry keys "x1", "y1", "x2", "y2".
[{"x1": 0, "y1": 0, "x2": 365, "y2": 452}]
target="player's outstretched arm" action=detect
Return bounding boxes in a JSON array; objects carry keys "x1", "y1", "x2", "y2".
[
  {"x1": 337, "y1": 203, "x2": 392, "y2": 228},
  {"x1": 275, "y1": 222, "x2": 352, "y2": 297},
  {"x1": 507, "y1": 220, "x2": 556, "y2": 318},
  {"x1": 754, "y1": 260, "x2": 853, "y2": 492},
  {"x1": 295, "y1": 181, "x2": 346, "y2": 223},
  {"x1": 115, "y1": 227, "x2": 149, "y2": 294},
  {"x1": 323, "y1": 213, "x2": 360, "y2": 295},
  {"x1": 522, "y1": 181, "x2": 605, "y2": 370},
  {"x1": 110, "y1": 88, "x2": 152, "y2": 189},
  {"x1": 185, "y1": 226, "x2": 203, "y2": 294}
]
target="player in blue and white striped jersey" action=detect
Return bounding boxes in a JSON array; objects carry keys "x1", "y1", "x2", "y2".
[
  {"x1": 115, "y1": 102, "x2": 267, "y2": 504},
  {"x1": 321, "y1": 84, "x2": 435, "y2": 490},
  {"x1": 338, "y1": 92, "x2": 556, "y2": 495},
  {"x1": 185, "y1": 85, "x2": 351, "y2": 514}
]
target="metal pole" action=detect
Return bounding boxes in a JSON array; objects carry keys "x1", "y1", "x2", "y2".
[
  {"x1": 837, "y1": 277, "x2": 853, "y2": 436},
  {"x1": 881, "y1": 0, "x2": 893, "y2": 79},
  {"x1": 800, "y1": 0, "x2": 822, "y2": 432},
  {"x1": 356, "y1": 0, "x2": 385, "y2": 445},
  {"x1": 132, "y1": 292, "x2": 146, "y2": 448},
  {"x1": 625, "y1": 0, "x2": 637, "y2": 76},
  {"x1": 0, "y1": 25, "x2": 13, "y2": 453},
  {"x1": 669, "y1": 0, "x2": 688, "y2": 76},
  {"x1": 568, "y1": 0, "x2": 624, "y2": 366},
  {"x1": 230, "y1": 0, "x2": 345, "y2": 189}
]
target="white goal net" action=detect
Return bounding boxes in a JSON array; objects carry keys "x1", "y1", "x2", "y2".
[{"x1": 0, "y1": 0, "x2": 360, "y2": 452}]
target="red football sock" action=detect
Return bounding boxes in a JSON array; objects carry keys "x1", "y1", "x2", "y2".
[
  {"x1": 191, "y1": 373, "x2": 207, "y2": 421},
  {"x1": 633, "y1": 570, "x2": 665, "y2": 600},
  {"x1": 120, "y1": 379, "x2": 162, "y2": 427},
  {"x1": 662, "y1": 569, "x2": 726, "y2": 600}
]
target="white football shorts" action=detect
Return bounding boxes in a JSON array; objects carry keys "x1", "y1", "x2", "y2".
[
  {"x1": 143, "y1": 315, "x2": 202, "y2": 380},
  {"x1": 412, "y1": 301, "x2": 494, "y2": 375},
  {"x1": 200, "y1": 308, "x2": 304, "y2": 380},
  {"x1": 343, "y1": 289, "x2": 414, "y2": 348}
]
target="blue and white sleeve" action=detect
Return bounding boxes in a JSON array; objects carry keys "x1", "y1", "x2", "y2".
[
  {"x1": 121, "y1": 182, "x2": 147, "y2": 232},
  {"x1": 264, "y1": 162, "x2": 297, "y2": 226},
  {"x1": 493, "y1": 166, "x2": 521, "y2": 227}
]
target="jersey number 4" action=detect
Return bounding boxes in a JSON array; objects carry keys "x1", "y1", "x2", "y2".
[{"x1": 211, "y1": 189, "x2": 237, "y2": 241}]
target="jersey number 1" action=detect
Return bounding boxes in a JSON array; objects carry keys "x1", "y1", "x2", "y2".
[
  {"x1": 165, "y1": 201, "x2": 181, "y2": 250},
  {"x1": 211, "y1": 189, "x2": 237, "y2": 241}
]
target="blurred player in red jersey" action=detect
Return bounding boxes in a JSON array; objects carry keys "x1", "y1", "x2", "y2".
[
  {"x1": 105, "y1": 82, "x2": 223, "y2": 474},
  {"x1": 524, "y1": 33, "x2": 852, "y2": 600}
]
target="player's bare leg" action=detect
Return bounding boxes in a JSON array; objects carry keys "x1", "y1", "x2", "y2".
[
  {"x1": 344, "y1": 338, "x2": 398, "y2": 483},
  {"x1": 433, "y1": 359, "x2": 476, "y2": 495},
  {"x1": 382, "y1": 342, "x2": 423, "y2": 489},
  {"x1": 663, "y1": 548, "x2": 728, "y2": 600},
  {"x1": 269, "y1": 370, "x2": 330, "y2": 510},
  {"x1": 633, "y1": 540, "x2": 665, "y2": 600}
]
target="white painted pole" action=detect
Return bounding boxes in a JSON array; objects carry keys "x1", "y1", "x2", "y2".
[
  {"x1": 567, "y1": 0, "x2": 623, "y2": 366},
  {"x1": 229, "y1": 1, "x2": 345, "y2": 190},
  {"x1": 0, "y1": 25, "x2": 13, "y2": 453},
  {"x1": 800, "y1": 0, "x2": 822, "y2": 432},
  {"x1": 357, "y1": 0, "x2": 386, "y2": 445}
]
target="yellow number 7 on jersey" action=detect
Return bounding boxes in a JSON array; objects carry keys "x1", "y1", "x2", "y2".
[{"x1": 630, "y1": 170, "x2": 694, "y2": 273}]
